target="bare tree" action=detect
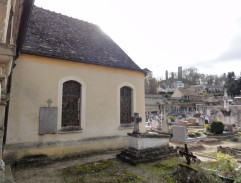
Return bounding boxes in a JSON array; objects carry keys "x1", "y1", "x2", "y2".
[{"x1": 144, "y1": 68, "x2": 159, "y2": 94}]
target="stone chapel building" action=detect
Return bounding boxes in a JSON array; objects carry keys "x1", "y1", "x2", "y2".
[{"x1": 4, "y1": 6, "x2": 145, "y2": 161}]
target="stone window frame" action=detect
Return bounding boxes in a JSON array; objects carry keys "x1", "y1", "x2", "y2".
[
  {"x1": 117, "y1": 82, "x2": 136, "y2": 129},
  {"x1": 57, "y1": 76, "x2": 86, "y2": 133}
]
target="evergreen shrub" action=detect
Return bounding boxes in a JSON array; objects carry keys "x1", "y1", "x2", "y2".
[{"x1": 210, "y1": 121, "x2": 224, "y2": 134}]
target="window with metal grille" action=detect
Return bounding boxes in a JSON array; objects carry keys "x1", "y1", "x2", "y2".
[
  {"x1": 120, "y1": 86, "x2": 132, "y2": 124},
  {"x1": 62, "y1": 80, "x2": 81, "y2": 127}
]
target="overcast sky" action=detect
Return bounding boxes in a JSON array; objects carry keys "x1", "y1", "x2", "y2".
[{"x1": 35, "y1": 0, "x2": 241, "y2": 79}]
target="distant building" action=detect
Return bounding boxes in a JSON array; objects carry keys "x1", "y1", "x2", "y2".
[
  {"x1": 157, "y1": 83, "x2": 175, "y2": 94},
  {"x1": 178, "y1": 66, "x2": 182, "y2": 80},
  {"x1": 216, "y1": 110, "x2": 235, "y2": 125},
  {"x1": 165, "y1": 70, "x2": 168, "y2": 80},
  {"x1": 205, "y1": 85, "x2": 223, "y2": 93},
  {"x1": 174, "y1": 81, "x2": 184, "y2": 88},
  {"x1": 171, "y1": 72, "x2": 174, "y2": 79},
  {"x1": 191, "y1": 85, "x2": 205, "y2": 95},
  {"x1": 145, "y1": 94, "x2": 165, "y2": 114},
  {"x1": 172, "y1": 88, "x2": 201, "y2": 101},
  {"x1": 215, "y1": 88, "x2": 235, "y2": 125}
]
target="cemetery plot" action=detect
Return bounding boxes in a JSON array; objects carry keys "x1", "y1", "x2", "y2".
[
  {"x1": 60, "y1": 157, "x2": 188, "y2": 183},
  {"x1": 11, "y1": 136, "x2": 241, "y2": 183}
]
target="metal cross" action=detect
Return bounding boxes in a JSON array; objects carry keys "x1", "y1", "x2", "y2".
[
  {"x1": 131, "y1": 112, "x2": 142, "y2": 134},
  {"x1": 47, "y1": 99, "x2": 52, "y2": 107},
  {"x1": 179, "y1": 144, "x2": 197, "y2": 165}
]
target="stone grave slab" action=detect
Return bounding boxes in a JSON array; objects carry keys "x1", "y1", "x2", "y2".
[{"x1": 39, "y1": 107, "x2": 58, "y2": 135}]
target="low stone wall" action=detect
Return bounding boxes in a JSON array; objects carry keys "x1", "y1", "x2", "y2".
[
  {"x1": 0, "y1": 162, "x2": 14, "y2": 183},
  {"x1": 4, "y1": 135, "x2": 128, "y2": 163}
]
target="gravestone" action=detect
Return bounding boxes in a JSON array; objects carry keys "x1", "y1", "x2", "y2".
[
  {"x1": 117, "y1": 113, "x2": 177, "y2": 165},
  {"x1": 172, "y1": 126, "x2": 186, "y2": 142},
  {"x1": 237, "y1": 109, "x2": 241, "y2": 128},
  {"x1": 206, "y1": 107, "x2": 211, "y2": 117},
  {"x1": 131, "y1": 112, "x2": 142, "y2": 133},
  {"x1": 39, "y1": 99, "x2": 58, "y2": 135},
  {"x1": 162, "y1": 108, "x2": 169, "y2": 133},
  {"x1": 178, "y1": 120, "x2": 188, "y2": 129}
]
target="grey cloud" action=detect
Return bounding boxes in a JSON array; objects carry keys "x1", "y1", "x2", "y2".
[
  {"x1": 195, "y1": 34, "x2": 241, "y2": 68},
  {"x1": 216, "y1": 35, "x2": 241, "y2": 61}
]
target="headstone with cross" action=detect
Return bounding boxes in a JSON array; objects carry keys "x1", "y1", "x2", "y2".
[
  {"x1": 179, "y1": 144, "x2": 197, "y2": 165},
  {"x1": 47, "y1": 99, "x2": 52, "y2": 107},
  {"x1": 131, "y1": 112, "x2": 142, "y2": 134}
]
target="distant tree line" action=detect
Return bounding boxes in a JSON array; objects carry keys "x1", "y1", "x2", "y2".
[
  {"x1": 224, "y1": 72, "x2": 241, "y2": 97},
  {"x1": 143, "y1": 68, "x2": 159, "y2": 95},
  {"x1": 181, "y1": 67, "x2": 227, "y2": 86}
]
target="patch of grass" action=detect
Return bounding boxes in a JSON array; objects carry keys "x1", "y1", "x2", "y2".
[
  {"x1": 63, "y1": 159, "x2": 112, "y2": 176},
  {"x1": 179, "y1": 163, "x2": 198, "y2": 171},
  {"x1": 117, "y1": 170, "x2": 142, "y2": 183},
  {"x1": 166, "y1": 177, "x2": 177, "y2": 183},
  {"x1": 149, "y1": 157, "x2": 183, "y2": 182},
  {"x1": 203, "y1": 152, "x2": 217, "y2": 157},
  {"x1": 152, "y1": 157, "x2": 179, "y2": 172},
  {"x1": 61, "y1": 159, "x2": 145, "y2": 183}
]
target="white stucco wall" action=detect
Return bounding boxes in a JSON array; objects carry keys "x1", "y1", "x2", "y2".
[{"x1": 5, "y1": 54, "x2": 145, "y2": 159}]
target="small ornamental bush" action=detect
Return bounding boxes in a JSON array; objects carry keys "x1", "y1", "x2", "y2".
[
  {"x1": 167, "y1": 116, "x2": 175, "y2": 122},
  {"x1": 231, "y1": 136, "x2": 240, "y2": 142},
  {"x1": 210, "y1": 121, "x2": 224, "y2": 134},
  {"x1": 187, "y1": 133, "x2": 196, "y2": 138},
  {"x1": 187, "y1": 132, "x2": 202, "y2": 138},
  {"x1": 194, "y1": 132, "x2": 201, "y2": 137}
]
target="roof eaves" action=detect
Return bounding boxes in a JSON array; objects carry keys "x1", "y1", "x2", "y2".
[{"x1": 21, "y1": 51, "x2": 145, "y2": 74}]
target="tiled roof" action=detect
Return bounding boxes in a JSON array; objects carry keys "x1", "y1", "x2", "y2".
[
  {"x1": 21, "y1": 6, "x2": 144, "y2": 73},
  {"x1": 206, "y1": 85, "x2": 223, "y2": 89},
  {"x1": 193, "y1": 113, "x2": 201, "y2": 117},
  {"x1": 221, "y1": 110, "x2": 231, "y2": 116},
  {"x1": 179, "y1": 89, "x2": 199, "y2": 96}
]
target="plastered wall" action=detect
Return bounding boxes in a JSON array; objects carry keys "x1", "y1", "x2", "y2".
[{"x1": 5, "y1": 54, "x2": 145, "y2": 159}]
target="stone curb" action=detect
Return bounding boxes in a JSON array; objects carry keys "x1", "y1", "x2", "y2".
[{"x1": 0, "y1": 162, "x2": 14, "y2": 183}]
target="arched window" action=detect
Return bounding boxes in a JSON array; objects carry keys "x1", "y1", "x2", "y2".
[
  {"x1": 120, "y1": 86, "x2": 132, "y2": 124},
  {"x1": 62, "y1": 80, "x2": 81, "y2": 127}
]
